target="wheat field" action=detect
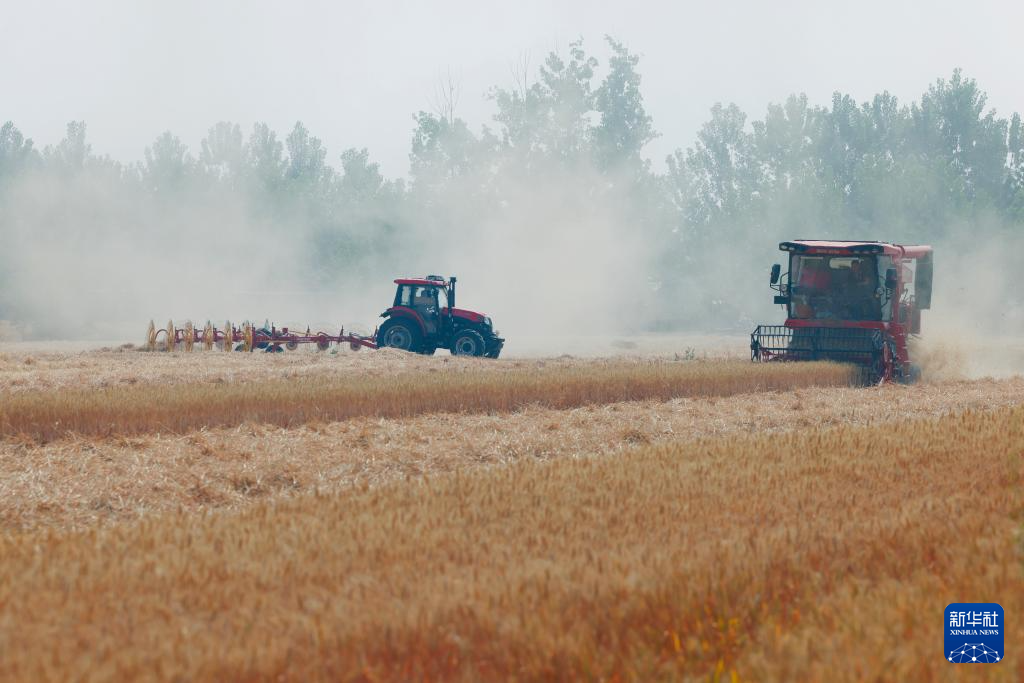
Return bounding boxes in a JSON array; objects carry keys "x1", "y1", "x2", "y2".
[
  {"x1": 0, "y1": 404, "x2": 1020, "y2": 681},
  {"x1": 2, "y1": 375, "x2": 1023, "y2": 531},
  {"x1": 0, "y1": 358, "x2": 853, "y2": 441},
  {"x1": 0, "y1": 348, "x2": 1020, "y2": 681}
]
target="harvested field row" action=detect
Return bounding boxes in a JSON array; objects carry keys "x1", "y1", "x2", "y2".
[
  {"x1": 0, "y1": 346, "x2": 531, "y2": 394},
  {"x1": 0, "y1": 335, "x2": 748, "y2": 394},
  {"x1": 3, "y1": 376, "x2": 1023, "y2": 531},
  {"x1": 1, "y1": 405, "x2": 1022, "y2": 681},
  {"x1": 0, "y1": 359, "x2": 853, "y2": 442}
]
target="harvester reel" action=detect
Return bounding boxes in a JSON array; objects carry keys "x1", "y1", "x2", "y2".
[
  {"x1": 183, "y1": 321, "x2": 195, "y2": 352},
  {"x1": 165, "y1": 320, "x2": 175, "y2": 352},
  {"x1": 146, "y1": 320, "x2": 157, "y2": 352},
  {"x1": 202, "y1": 322, "x2": 214, "y2": 351}
]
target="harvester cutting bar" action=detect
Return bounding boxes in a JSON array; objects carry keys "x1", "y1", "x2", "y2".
[{"x1": 751, "y1": 324, "x2": 887, "y2": 384}]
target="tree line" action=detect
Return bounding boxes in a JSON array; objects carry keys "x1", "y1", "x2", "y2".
[{"x1": 1, "y1": 37, "x2": 1022, "y2": 330}]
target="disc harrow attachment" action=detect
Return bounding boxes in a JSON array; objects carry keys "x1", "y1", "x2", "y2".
[{"x1": 146, "y1": 319, "x2": 378, "y2": 353}]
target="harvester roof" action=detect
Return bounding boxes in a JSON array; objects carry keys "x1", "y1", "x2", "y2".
[
  {"x1": 394, "y1": 277, "x2": 448, "y2": 287},
  {"x1": 780, "y1": 240, "x2": 932, "y2": 258}
]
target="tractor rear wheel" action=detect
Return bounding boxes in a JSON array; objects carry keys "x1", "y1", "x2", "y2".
[
  {"x1": 378, "y1": 319, "x2": 422, "y2": 353},
  {"x1": 450, "y1": 329, "x2": 486, "y2": 357}
]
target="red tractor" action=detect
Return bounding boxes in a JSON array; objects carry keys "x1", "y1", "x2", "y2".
[
  {"x1": 750, "y1": 240, "x2": 933, "y2": 384},
  {"x1": 150, "y1": 274, "x2": 503, "y2": 357},
  {"x1": 377, "y1": 275, "x2": 504, "y2": 357}
]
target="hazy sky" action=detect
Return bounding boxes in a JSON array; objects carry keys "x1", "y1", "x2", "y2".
[{"x1": 2, "y1": 0, "x2": 1021, "y2": 177}]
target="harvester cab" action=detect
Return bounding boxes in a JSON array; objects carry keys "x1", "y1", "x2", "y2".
[
  {"x1": 751, "y1": 240, "x2": 933, "y2": 383},
  {"x1": 377, "y1": 275, "x2": 504, "y2": 357}
]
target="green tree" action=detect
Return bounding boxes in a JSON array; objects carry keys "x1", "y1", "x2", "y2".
[
  {"x1": 593, "y1": 37, "x2": 656, "y2": 171},
  {"x1": 910, "y1": 69, "x2": 1008, "y2": 212},
  {"x1": 46, "y1": 121, "x2": 91, "y2": 172},
  {"x1": 285, "y1": 121, "x2": 329, "y2": 187},
  {"x1": 0, "y1": 122, "x2": 36, "y2": 181},
  {"x1": 200, "y1": 122, "x2": 245, "y2": 184},
  {"x1": 143, "y1": 131, "x2": 191, "y2": 193},
  {"x1": 246, "y1": 122, "x2": 285, "y2": 197},
  {"x1": 685, "y1": 103, "x2": 756, "y2": 227}
]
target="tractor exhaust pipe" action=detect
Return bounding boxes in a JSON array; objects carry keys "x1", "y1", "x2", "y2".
[{"x1": 449, "y1": 275, "x2": 457, "y2": 309}]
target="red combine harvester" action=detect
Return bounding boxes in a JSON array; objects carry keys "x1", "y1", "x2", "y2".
[
  {"x1": 750, "y1": 240, "x2": 933, "y2": 384},
  {"x1": 149, "y1": 274, "x2": 504, "y2": 358}
]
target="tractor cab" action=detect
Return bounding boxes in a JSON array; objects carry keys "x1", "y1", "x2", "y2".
[
  {"x1": 752, "y1": 240, "x2": 933, "y2": 383},
  {"x1": 379, "y1": 275, "x2": 504, "y2": 357},
  {"x1": 393, "y1": 277, "x2": 448, "y2": 336}
]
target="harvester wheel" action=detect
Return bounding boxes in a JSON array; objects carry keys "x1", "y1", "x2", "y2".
[
  {"x1": 183, "y1": 321, "x2": 194, "y2": 352},
  {"x1": 166, "y1": 320, "x2": 175, "y2": 352},
  {"x1": 203, "y1": 322, "x2": 214, "y2": 351},
  {"x1": 450, "y1": 329, "x2": 486, "y2": 357},
  {"x1": 146, "y1": 320, "x2": 157, "y2": 352},
  {"x1": 377, "y1": 320, "x2": 421, "y2": 353},
  {"x1": 285, "y1": 340, "x2": 299, "y2": 351}
]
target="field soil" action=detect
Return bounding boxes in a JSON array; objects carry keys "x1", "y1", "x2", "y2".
[{"x1": 0, "y1": 342, "x2": 1021, "y2": 681}]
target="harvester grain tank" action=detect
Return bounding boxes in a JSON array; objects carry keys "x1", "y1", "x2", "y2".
[{"x1": 750, "y1": 240, "x2": 933, "y2": 383}]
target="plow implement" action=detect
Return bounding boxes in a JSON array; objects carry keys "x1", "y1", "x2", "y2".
[
  {"x1": 146, "y1": 320, "x2": 377, "y2": 353},
  {"x1": 751, "y1": 324, "x2": 895, "y2": 384},
  {"x1": 142, "y1": 274, "x2": 503, "y2": 358}
]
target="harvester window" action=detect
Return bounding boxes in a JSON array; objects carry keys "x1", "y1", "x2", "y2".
[
  {"x1": 789, "y1": 255, "x2": 887, "y2": 322},
  {"x1": 397, "y1": 285, "x2": 413, "y2": 307}
]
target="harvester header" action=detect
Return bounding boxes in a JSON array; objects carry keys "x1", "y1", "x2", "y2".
[{"x1": 751, "y1": 240, "x2": 933, "y2": 383}]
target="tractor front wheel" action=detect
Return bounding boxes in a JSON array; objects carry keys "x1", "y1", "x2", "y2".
[
  {"x1": 450, "y1": 329, "x2": 486, "y2": 357},
  {"x1": 377, "y1": 320, "x2": 422, "y2": 353}
]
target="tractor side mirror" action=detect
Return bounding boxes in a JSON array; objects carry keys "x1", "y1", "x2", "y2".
[
  {"x1": 885, "y1": 267, "x2": 898, "y2": 291},
  {"x1": 770, "y1": 264, "x2": 781, "y2": 285}
]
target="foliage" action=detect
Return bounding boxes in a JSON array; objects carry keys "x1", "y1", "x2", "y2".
[{"x1": 1, "y1": 41, "x2": 1022, "y2": 331}]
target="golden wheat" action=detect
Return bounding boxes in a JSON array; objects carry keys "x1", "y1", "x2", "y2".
[
  {"x1": 0, "y1": 406, "x2": 1020, "y2": 681},
  {"x1": 0, "y1": 360, "x2": 853, "y2": 441},
  {"x1": 3, "y1": 376, "x2": 1023, "y2": 532}
]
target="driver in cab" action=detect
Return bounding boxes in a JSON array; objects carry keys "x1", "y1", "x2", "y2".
[{"x1": 794, "y1": 258, "x2": 832, "y2": 318}]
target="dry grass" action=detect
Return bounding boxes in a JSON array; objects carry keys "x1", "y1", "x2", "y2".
[
  {"x1": 0, "y1": 342, "x2": 743, "y2": 395},
  {"x1": 0, "y1": 405, "x2": 1021, "y2": 681},
  {"x1": 0, "y1": 359, "x2": 853, "y2": 441},
  {"x1": 3, "y1": 376, "x2": 1023, "y2": 531}
]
